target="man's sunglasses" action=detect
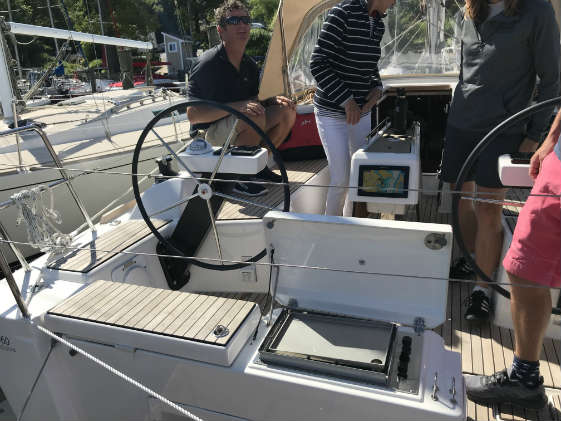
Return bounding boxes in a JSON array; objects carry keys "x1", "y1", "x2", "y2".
[{"x1": 221, "y1": 15, "x2": 251, "y2": 26}]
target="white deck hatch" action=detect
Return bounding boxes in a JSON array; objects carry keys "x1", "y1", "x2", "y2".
[{"x1": 263, "y1": 211, "x2": 452, "y2": 328}]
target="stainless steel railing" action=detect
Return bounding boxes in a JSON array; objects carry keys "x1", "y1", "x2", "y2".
[
  {"x1": 0, "y1": 124, "x2": 95, "y2": 229},
  {"x1": 0, "y1": 124, "x2": 96, "y2": 271},
  {"x1": 0, "y1": 240, "x2": 30, "y2": 319}
]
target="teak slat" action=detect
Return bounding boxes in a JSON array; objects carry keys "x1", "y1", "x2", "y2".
[
  {"x1": 48, "y1": 219, "x2": 169, "y2": 272},
  {"x1": 47, "y1": 281, "x2": 255, "y2": 346}
]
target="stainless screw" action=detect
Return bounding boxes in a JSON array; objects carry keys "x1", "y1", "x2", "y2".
[{"x1": 431, "y1": 372, "x2": 439, "y2": 401}]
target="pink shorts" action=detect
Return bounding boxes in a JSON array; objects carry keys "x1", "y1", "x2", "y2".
[{"x1": 503, "y1": 152, "x2": 561, "y2": 287}]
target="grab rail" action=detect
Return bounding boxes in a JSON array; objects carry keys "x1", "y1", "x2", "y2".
[
  {"x1": 0, "y1": 239, "x2": 30, "y2": 319},
  {"x1": 0, "y1": 124, "x2": 95, "y2": 232}
]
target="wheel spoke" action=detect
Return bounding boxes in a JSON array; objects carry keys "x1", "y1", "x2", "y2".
[
  {"x1": 209, "y1": 118, "x2": 240, "y2": 185},
  {"x1": 150, "y1": 128, "x2": 199, "y2": 181},
  {"x1": 206, "y1": 199, "x2": 224, "y2": 264},
  {"x1": 133, "y1": 99, "x2": 290, "y2": 272},
  {"x1": 148, "y1": 191, "x2": 199, "y2": 219},
  {"x1": 214, "y1": 191, "x2": 277, "y2": 211}
]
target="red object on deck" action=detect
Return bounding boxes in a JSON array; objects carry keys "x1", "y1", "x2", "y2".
[{"x1": 278, "y1": 110, "x2": 324, "y2": 160}]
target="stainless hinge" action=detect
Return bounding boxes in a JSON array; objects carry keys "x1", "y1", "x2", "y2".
[{"x1": 414, "y1": 317, "x2": 425, "y2": 335}]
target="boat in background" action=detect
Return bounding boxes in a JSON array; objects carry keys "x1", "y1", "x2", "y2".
[{"x1": 0, "y1": 20, "x2": 188, "y2": 262}]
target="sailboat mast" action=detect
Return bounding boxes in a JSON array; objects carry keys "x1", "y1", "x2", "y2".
[
  {"x1": 5, "y1": 0, "x2": 22, "y2": 79},
  {"x1": 96, "y1": 0, "x2": 108, "y2": 67},
  {"x1": 0, "y1": 20, "x2": 17, "y2": 121},
  {"x1": 46, "y1": 0, "x2": 59, "y2": 54}
]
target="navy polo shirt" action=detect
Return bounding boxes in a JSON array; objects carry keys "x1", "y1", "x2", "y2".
[{"x1": 187, "y1": 43, "x2": 260, "y2": 131}]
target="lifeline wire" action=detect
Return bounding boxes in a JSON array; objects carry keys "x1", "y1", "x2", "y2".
[
  {"x1": 1, "y1": 238, "x2": 558, "y2": 292},
  {"x1": 0, "y1": 162, "x2": 557, "y2": 199}
]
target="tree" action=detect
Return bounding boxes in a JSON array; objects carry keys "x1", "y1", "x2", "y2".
[
  {"x1": 1, "y1": 0, "x2": 163, "y2": 69},
  {"x1": 248, "y1": 0, "x2": 278, "y2": 29},
  {"x1": 174, "y1": 0, "x2": 222, "y2": 48}
]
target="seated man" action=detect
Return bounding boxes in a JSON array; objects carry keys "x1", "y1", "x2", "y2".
[{"x1": 186, "y1": 0, "x2": 296, "y2": 197}]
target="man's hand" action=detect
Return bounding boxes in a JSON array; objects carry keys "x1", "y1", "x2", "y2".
[
  {"x1": 273, "y1": 96, "x2": 296, "y2": 110},
  {"x1": 344, "y1": 98, "x2": 361, "y2": 125},
  {"x1": 361, "y1": 86, "x2": 384, "y2": 113},
  {"x1": 233, "y1": 100, "x2": 265, "y2": 116},
  {"x1": 529, "y1": 136, "x2": 557, "y2": 180}
]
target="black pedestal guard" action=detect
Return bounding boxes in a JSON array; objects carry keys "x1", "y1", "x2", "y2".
[
  {"x1": 132, "y1": 100, "x2": 290, "y2": 280},
  {"x1": 158, "y1": 188, "x2": 225, "y2": 290},
  {"x1": 452, "y1": 97, "x2": 561, "y2": 315}
]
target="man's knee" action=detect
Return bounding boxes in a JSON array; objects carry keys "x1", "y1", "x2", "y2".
[
  {"x1": 239, "y1": 113, "x2": 266, "y2": 133},
  {"x1": 250, "y1": 112, "x2": 267, "y2": 129},
  {"x1": 476, "y1": 201, "x2": 503, "y2": 227},
  {"x1": 284, "y1": 106, "x2": 296, "y2": 128},
  {"x1": 509, "y1": 272, "x2": 551, "y2": 302}
]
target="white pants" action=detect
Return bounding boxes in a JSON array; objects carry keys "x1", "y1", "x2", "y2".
[{"x1": 314, "y1": 111, "x2": 371, "y2": 216}]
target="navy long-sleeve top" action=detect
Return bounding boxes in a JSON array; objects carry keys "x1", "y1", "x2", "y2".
[
  {"x1": 447, "y1": 0, "x2": 560, "y2": 141},
  {"x1": 310, "y1": 0, "x2": 385, "y2": 118}
]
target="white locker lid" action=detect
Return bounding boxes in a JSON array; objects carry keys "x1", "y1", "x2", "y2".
[{"x1": 263, "y1": 211, "x2": 452, "y2": 329}]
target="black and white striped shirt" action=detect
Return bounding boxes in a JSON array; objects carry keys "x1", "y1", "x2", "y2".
[{"x1": 310, "y1": 0, "x2": 385, "y2": 118}]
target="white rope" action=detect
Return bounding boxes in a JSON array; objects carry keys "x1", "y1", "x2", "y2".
[
  {"x1": 10, "y1": 185, "x2": 71, "y2": 254},
  {"x1": 35, "y1": 325, "x2": 205, "y2": 421}
]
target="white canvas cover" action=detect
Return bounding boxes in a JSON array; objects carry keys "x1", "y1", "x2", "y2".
[
  {"x1": 259, "y1": 0, "x2": 336, "y2": 100},
  {"x1": 258, "y1": 0, "x2": 464, "y2": 100}
]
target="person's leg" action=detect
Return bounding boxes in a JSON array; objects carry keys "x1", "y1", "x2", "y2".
[
  {"x1": 462, "y1": 185, "x2": 506, "y2": 321},
  {"x1": 474, "y1": 185, "x2": 507, "y2": 284},
  {"x1": 315, "y1": 112, "x2": 350, "y2": 216},
  {"x1": 509, "y1": 273, "x2": 551, "y2": 362},
  {"x1": 342, "y1": 113, "x2": 370, "y2": 217},
  {"x1": 439, "y1": 126, "x2": 479, "y2": 278},
  {"x1": 452, "y1": 181, "x2": 477, "y2": 253},
  {"x1": 264, "y1": 104, "x2": 297, "y2": 148},
  {"x1": 465, "y1": 152, "x2": 560, "y2": 410},
  {"x1": 234, "y1": 112, "x2": 267, "y2": 146}
]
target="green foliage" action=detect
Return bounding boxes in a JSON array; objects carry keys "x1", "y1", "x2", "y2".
[
  {"x1": 245, "y1": 28, "x2": 271, "y2": 58},
  {"x1": 1, "y1": 0, "x2": 163, "y2": 69},
  {"x1": 2, "y1": 0, "x2": 280, "y2": 70},
  {"x1": 174, "y1": 0, "x2": 223, "y2": 48},
  {"x1": 248, "y1": 0, "x2": 278, "y2": 29}
]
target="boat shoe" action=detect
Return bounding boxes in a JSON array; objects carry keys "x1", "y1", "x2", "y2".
[
  {"x1": 465, "y1": 369, "x2": 548, "y2": 410},
  {"x1": 464, "y1": 290, "x2": 491, "y2": 322},
  {"x1": 449, "y1": 256, "x2": 475, "y2": 279}
]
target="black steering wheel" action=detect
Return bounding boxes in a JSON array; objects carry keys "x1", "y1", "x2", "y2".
[
  {"x1": 132, "y1": 99, "x2": 291, "y2": 271},
  {"x1": 452, "y1": 96, "x2": 561, "y2": 315}
]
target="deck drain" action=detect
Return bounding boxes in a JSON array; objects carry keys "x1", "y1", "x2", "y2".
[{"x1": 213, "y1": 325, "x2": 229, "y2": 338}]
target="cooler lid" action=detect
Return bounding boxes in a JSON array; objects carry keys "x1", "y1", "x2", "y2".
[{"x1": 263, "y1": 211, "x2": 452, "y2": 329}]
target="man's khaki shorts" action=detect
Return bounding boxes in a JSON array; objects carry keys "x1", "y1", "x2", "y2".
[{"x1": 205, "y1": 115, "x2": 238, "y2": 146}]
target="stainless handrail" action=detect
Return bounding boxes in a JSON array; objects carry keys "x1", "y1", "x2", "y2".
[
  {"x1": 0, "y1": 175, "x2": 85, "y2": 272},
  {"x1": 0, "y1": 235, "x2": 30, "y2": 319},
  {"x1": 0, "y1": 124, "x2": 95, "y2": 232},
  {"x1": 0, "y1": 220, "x2": 30, "y2": 271},
  {"x1": 11, "y1": 100, "x2": 23, "y2": 171}
]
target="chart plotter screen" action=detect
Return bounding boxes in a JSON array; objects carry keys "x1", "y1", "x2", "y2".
[{"x1": 358, "y1": 165, "x2": 409, "y2": 198}]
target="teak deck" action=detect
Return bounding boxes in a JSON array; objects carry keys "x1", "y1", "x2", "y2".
[
  {"x1": 216, "y1": 159, "x2": 327, "y2": 220},
  {"x1": 48, "y1": 280, "x2": 257, "y2": 346},
  {"x1": 48, "y1": 219, "x2": 169, "y2": 273}
]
